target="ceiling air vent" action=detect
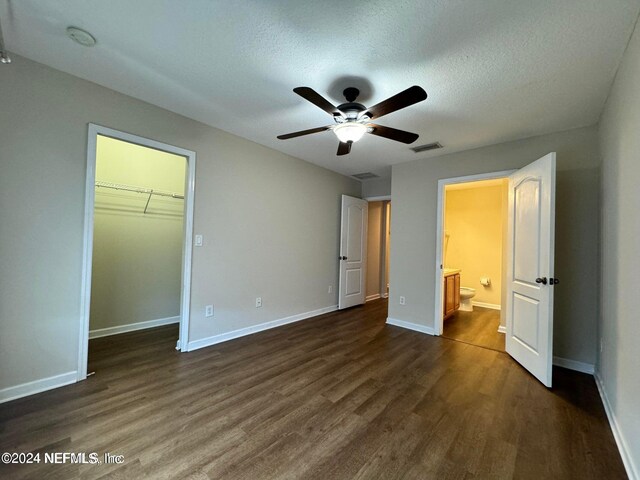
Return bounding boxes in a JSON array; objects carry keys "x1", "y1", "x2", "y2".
[
  {"x1": 352, "y1": 172, "x2": 380, "y2": 180},
  {"x1": 411, "y1": 142, "x2": 443, "y2": 153}
]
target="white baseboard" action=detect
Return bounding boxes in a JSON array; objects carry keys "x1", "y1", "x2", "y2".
[
  {"x1": 187, "y1": 305, "x2": 338, "y2": 352},
  {"x1": 497, "y1": 325, "x2": 506, "y2": 334},
  {"x1": 89, "y1": 315, "x2": 180, "y2": 339},
  {"x1": 366, "y1": 294, "x2": 381, "y2": 302},
  {"x1": 0, "y1": 371, "x2": 77, "y2": 404},
  {"x1": 552, "y1": 356, "x2": 595, "y2": 374},
  {"x1": 472, "y1": 301, "x2": 501, "y2": 310},
  {"x1": 595, "y1": 373, "x2": 638, "y2": 480},
  {"x1": 386, "y1": 317, "x2": 435, "y2": 335}
]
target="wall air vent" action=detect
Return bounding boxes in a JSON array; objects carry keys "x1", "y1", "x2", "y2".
[
  {"x1": 351, "y1": 172, "x2": 380, "y2": 180},
  {"x1": 411, "y1": 142, "x2": 443, "y2": 153}
]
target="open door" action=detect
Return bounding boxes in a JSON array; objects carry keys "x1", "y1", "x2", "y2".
[
  {"x1": 338, "y1": 195, "x2": 368, "y2": 309},
  {"x1": 506, "y1": 152, "x2": 556, "y2": 387}
]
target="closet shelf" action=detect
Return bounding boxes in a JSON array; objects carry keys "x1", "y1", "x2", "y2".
[{"x1": 95, "y1": 181, "x2": 184, "y2": 214}]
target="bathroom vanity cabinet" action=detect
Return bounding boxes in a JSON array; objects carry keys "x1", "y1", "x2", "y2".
[{"x1": 443, "y1": 271, "x2": 460, "y2": 319}]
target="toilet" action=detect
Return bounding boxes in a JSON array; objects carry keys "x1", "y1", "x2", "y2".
[{"x1": 459, "y1": 287, "x2": 476, "y2": 311}]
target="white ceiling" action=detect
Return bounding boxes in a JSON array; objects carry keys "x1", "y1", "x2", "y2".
[{"x1": 2, "y1": 0, "x2": 639, "y2": 179}]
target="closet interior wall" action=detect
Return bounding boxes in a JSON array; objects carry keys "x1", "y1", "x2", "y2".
[{"x1": 89, "y1": 135, "x2": 186, "y2": 335}]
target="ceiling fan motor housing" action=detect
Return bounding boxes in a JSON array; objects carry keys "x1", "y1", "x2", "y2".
[
  {"x1": 343, "y1": 87, "x2": 361, "y2": 102},
  {"x1": 337, "y1": 87, "x2": 367, "y2": 120},
  {"x1": 336, "y1": 102, "x2": 367, "y2": 120}
]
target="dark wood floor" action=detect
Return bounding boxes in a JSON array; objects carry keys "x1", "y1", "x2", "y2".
[
  {"x1": 443, "y1": 306, "x2": 505, "y2": 352},
  {"x1": 0, "y1": 299, "x2": 626, "y2": 479}
]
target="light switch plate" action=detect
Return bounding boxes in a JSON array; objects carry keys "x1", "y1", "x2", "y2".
[{"x1": 195, "y1": 234, "x2": 203, "y2": 247}]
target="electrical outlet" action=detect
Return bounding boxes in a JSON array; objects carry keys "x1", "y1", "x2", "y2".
[
  {"x1": 256, "y1": 297, "x2": 262, "y2": 308},
  {"x1": 205, "y1": 305, "x2": 213, "y2": 317},
  {"x1": 328, "y1": 285, "x2": 332, "y2": 294},
  {"x1": 195, "y1": 234, "x2": 203, "y2": 247},
  {"x1": 399, "y1": 296, "x2": 406, "y2": 305}
]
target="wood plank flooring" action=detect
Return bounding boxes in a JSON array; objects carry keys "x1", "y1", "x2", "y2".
[
  {"x1": 0, "y1": 299, "x2": 627, "y2": 479},
  {"x1": 443, "y1": 307, "x2": 505, "y2": 352}
]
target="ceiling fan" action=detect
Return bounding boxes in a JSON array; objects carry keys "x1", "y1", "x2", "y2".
[{"x1": 277, "y1": 85, "x2": 427, "y2": 155}]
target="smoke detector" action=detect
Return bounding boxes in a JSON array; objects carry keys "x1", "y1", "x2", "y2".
[{"x1": 66, "y1": 27, "x2": 96, "y2": 47}]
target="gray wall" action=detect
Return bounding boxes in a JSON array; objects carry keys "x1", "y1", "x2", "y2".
[
  {"x1": 362, "y1": 177, "x2": 392, "y2": 198},
  {"x1": 389, "y1": 126, "x2": 601, "y2": 365},
  {"x1": 598, "y1": 17, "x2": 640, "y2": 476},
  {"x1": 0, "y1": 55, "x2": 360, "y2": 394}
]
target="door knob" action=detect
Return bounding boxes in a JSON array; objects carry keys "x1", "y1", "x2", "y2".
[
  {"x1": 339, "y1": 256, "x2": 347, "y2": 260},
  {"x1": 550, "y1": 278, "x2": 560, "y2": 285},
  {"x1": 535, "y1": 277, "x2": 548, "y2": 285}
]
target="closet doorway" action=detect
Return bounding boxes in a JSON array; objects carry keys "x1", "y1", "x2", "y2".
[{"x1": 78, "y1": 125, "x2": 196, "y2": 381}]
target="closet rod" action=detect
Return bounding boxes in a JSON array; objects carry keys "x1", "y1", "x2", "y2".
[{"x1": 95, "y1": 181, "x2": 184, "y2": 199}]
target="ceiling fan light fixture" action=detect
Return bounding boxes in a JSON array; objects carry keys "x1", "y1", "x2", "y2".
[{"x1": 333, "y1": 122, "x2": 367, "y2": 143}]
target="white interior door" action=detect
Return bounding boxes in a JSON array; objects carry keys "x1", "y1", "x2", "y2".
[
  {"x1": 338, "y1": 195, "x2": 368, "y2": 309},
  {"x1": 506, "y1": 152, "x2": 556, "y2": 387}
]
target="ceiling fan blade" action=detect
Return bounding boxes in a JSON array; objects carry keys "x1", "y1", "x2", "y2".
[
  {"x1": 364, "y1": 86, "x2": 427, "y2": 120},
  {"x1": 367, "y1": 124, "x2": 419, "y2": 144},
  {"x1": 293, "y1": 87, "x2": 343, "y2": 117},
  {"x1": 337, "y1": 141, "x2": 352, "y2": 156},
  {"x1": 277, "y1": 126, "x2": 331, "y2": 140}
]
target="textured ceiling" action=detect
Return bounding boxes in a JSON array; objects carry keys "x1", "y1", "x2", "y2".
[{"x1": 2, "y1": 0, "x2": 639, "y2": 179}]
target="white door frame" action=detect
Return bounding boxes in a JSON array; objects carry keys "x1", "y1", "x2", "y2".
[
  {"x1": 379, "y1": 200, "x2": 390, "y2": 299},
  {"x1": 433, "y1": 170, "x2": 515, "y2": 335},
  {"x1": 364, "y1": 195, "x2": 391, "y2": 202},
  {"x1": 77, "y1": 124, "x2": 196, "y2": 381}
]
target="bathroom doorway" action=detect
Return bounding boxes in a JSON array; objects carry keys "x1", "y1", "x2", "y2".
[
  {"x1": 435, "y1": 155, "x2": 557, "y2": 386},
  {"x1": 434, "y1": 172, "x2": 513, "y2": 352}
]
